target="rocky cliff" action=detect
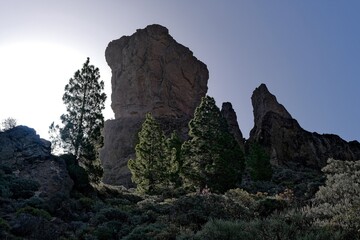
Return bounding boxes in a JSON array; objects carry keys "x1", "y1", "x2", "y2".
[
  {"x1": 0, "y1": 126, "x2": 73, "y2": 209},
  {"x1": 101, "y1": 24, "x2": 209, "y2": 186},
  {"x1": 249, "y1": 84, "x2": 360, "y2": 169},
  {"x1": 221, "y1": 102, "x2": 245, "y2": 150}
]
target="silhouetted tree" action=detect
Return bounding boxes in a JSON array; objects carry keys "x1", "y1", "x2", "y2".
[
  {"x1": 49, "y1": 58, "x2": 106, "y2": 183},
  {"x1": 181, "y1": 96, "x2": 245, "y2": 193},
  {"x1": 1, "y1": 117, "x2": 17, "y2": 131}
]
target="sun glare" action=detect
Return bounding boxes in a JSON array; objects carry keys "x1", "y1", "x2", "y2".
[{"x1": 0, "y1": 41, "x2": 86, "y2": 138}]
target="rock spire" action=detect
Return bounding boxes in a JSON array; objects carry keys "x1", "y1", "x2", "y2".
[
  {"x1": 101, "y1": 24, "x2": 209, "y2": 186},
  {"x1": 249, "y1": 83, "x2": 360, "y2": 168}
]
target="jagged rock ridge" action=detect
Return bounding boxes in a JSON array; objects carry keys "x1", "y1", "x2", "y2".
[
  {"x1": 101, "y1": 24, "x2": 209, "y2": 186},
  {"x1": 249, "y1": 83, "x2": 360, "y2": 168}
]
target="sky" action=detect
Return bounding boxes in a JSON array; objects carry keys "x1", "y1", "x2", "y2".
[{"x1": 0, "y1": 0, "x2": 359, "y2": 142}]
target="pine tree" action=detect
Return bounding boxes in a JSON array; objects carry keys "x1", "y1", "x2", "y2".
[
  {"x1": 165, "y1": 131, "x2": 183, "y2": 189},
  {"x1": 128, "y1": 113, "x2": 171, "y2": 194},
  {"x1": 49, "y1": 57, "x2": 106, "y2": 183},
  {"x1": 181, "y1": 96, "x2": 245, "y2": 193},
  {"x1": 246, "y1": 143, "x2": 273, "y2": 181}
]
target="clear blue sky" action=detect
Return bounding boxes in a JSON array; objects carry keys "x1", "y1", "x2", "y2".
[{"x1": 0, "y1": 0, "x2": 359, "y2": 141}]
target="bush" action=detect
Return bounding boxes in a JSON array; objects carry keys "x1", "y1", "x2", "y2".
[
  {"x1": 123, "y1": 223, "x2": 174, "y2": 240},
  {"x1": 92, "y1": 207, "x2": 129, "y2": 225},
  {"x1": 170, "y1": 193, "x2": 250, "y2": 231},
  {"x1": 8, "y1": 178, "x2": 40, "y2": 199},
  {"x1": 255, "y1": 198, "x2": 288, "y2": 217},
  {"x1": 16, "y1": 206, "x2": 52, "y2": 220},
  {"x1": 195, "y1": 213, "x2": 348, "y2": 240},
  {"x1": 246, "y1": 143, "x2": 273, "y2": 181},
  {"x1": 225, "y1": 188, "x2": 256, "y2": 209},
  {"x1": 304, "y1": 159, "x2": 360, "y2": 232}
]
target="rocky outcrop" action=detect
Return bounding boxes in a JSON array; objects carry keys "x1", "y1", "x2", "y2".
[
  {"x1": 249, "y1": 84, "x2": 360, "y2": 169},
  {"x1": 105, "y1": 24, "x2": 208, "y2": 119},
  {"x1": 0, "y1": 126, "x2": 73, "y2": 207},
  {"x1": 221, "y1": 102, "x2": 245, "y2": 150},
  {"x1": 101, "y1": 24, "x2": 209, "y2": 186}
]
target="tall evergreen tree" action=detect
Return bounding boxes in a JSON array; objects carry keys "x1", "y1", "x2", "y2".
[
  {"x1": 49, "y1": 57, "x2": 106, "y2": 183},
  {"x1": 181, "y1": 96, "x2": 245, "y2": 193},
  {"x1": 128, "y1": 113, "x2": 171, "y2": 194},
  {"x1": 165, "y1": 131, "x2": 183, "y2": 189}
]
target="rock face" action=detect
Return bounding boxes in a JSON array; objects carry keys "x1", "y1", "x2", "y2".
[
  {"x1": 0, "y1": 126, "x2": 73, "y2": 206},
  {"x1": 101, "y1": 24, "x2": 209, "y2": 186},
  {"x1": 249, "y1": 84, "x2": 360, "y2": 168},
  {"x1": 221, "y1": 102, "x2": 245, "y2": 150}
]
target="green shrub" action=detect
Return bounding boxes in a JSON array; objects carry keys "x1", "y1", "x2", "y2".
[
  {"x1": 92, "y1": 207, "x2": 129, "y2": 225},
  {"x1": 94, "y1": 224, "x2": 117, "y2": 240},
  {"x1": 225, "y1": 188, "x2": 256, "y2": 209},
  {"x1": 246, "y1": 143, "x2": 273, "y2": 181},
  {"x1": 195, "y1": 213, "x2": 348, "y2": 240},
  {"x1": 170, "y1": 193, "x2": 249, "y2": 231},
  {"x1": 123, "y1": 223, "x2": 173, "y2": 240},
  {"x1": 255, "y1": 198, "x2": 288, "y2": 217},
  {"x1": 304, "y1": 159, "x2": 360, "y2": 232},
  {"x1": 9, "y1": 178, "x2": 40, "y2": 199},
  {"x1": 16, "y1": 206, "x2": 52, "y2": 220},
  {"x1": 78, "y1": 197, "x2": 95, "y2": 210}
]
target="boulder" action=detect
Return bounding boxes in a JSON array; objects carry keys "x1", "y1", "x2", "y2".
[
  {"x1": 101, "y1": 24, "x2": 209, "y2": 186},
  {"x1": 0, "y1": 126, "x2": 73, "y2": 206},
  {"x1": 249, "y1": 84, "x2": 360, "y2": 168}
]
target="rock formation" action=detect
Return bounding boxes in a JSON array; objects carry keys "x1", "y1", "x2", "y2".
[
  {"x1": 101, "y1": 24, "x2": 209, "y2": 186},
  {"x1": 221, "y1": 102, "x2": 245, "y2": 150},
  {"x1": 0, "y1": 126, "x2": 73, "y2": 208},
  {"x1": 249, "y1": 84, "x2": 360, "y2": 169}
]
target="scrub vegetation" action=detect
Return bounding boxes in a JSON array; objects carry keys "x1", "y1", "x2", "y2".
[{"x1": 0, "y1": 94, "x2": 359, "y2": 239}]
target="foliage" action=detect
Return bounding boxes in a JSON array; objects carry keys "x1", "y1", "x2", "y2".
[
  {"x1": 181, "y1": 96, "x2": 245, "y2": 193},
  {"x1": 49, "y1": 57, "x2": 106, "y2": 183},
  {"x1": 165, "y1": 131, "x2": 183, "y2": 189},
  {"x1": 123, "y1": 223, "x2": 174, "y2": 240},
  {"x1": 255, "y1": 198, "x2": 288, "y2": 217},
  {"x1": 1, "y1": 117, "x2": 17, "y2": 131},
  {"x1": 303, "y1": 158, "x2": 360, "y2": 232},
  {"x1": 194, "y1": 213, "x2": 348, "y2": 240},
  {"x1": 246, "y1": 143, "x2": 273, "y2": 181},
  {"x1": 61, "y1": 154, "x2": 91, "y2": 192},
  {"x1": 225, "y1": 188, "x2": 256, "y2": 209},
  {"x1": 0, "y1": 169, "x2": 40, "y2": 199},
  {"x1": 170, "y1": 193, "x2": 250, "y2": 231},
  {"x1": 128, "y1": 113, "x2": 173, "y2": 195},
  {"x1": 16, "y1": 206, "x2": 52, "y2": 220}
]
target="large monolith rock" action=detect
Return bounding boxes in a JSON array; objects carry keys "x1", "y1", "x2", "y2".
[
  {"x1": 249, "y1": 84, "x2": 360, "y2": 168},
  {"x1": 101, "y1": 24, "x2": 209, "y2": 186},
  {"x1": 0, "y1": 126, "x2": 73, "y2": 208}
]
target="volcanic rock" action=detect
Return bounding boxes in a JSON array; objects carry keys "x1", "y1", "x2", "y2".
[
  {"x1": 221, "y1": 102, "x2": 245, "y2": 150},
  {"x1": 101, "y1": 24, "x2": 209, "y2": 186},
  {"x1": 0, "y1": 126, "x2": 73, "y2": 207},
  {"x1": 249, "y1": 84, "x2": 360, "y2": 168}
]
